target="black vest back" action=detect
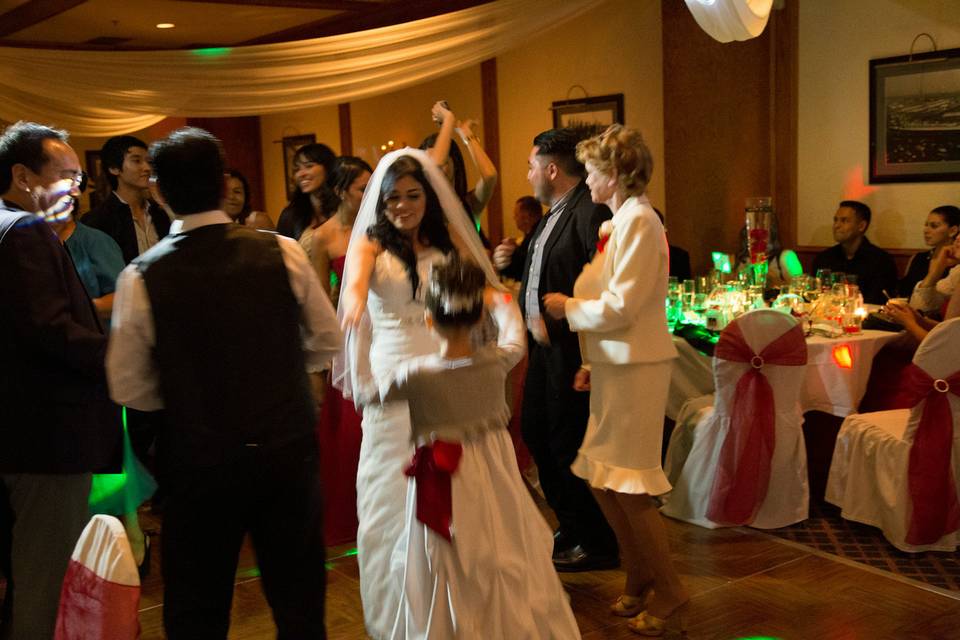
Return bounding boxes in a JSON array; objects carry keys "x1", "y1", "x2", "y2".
[{"x1": 136, "y1": 223, "x2": 315, "y2": 474}]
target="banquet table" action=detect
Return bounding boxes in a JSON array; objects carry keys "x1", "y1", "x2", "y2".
[{"x1": 666, "y1": 329, "x2": 902, "y2": 421}]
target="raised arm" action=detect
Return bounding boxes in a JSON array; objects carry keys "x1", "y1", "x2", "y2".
[
  {"x1": 426, "y1": 101, "x2": 457, "y2": 168},
  {"x1": 458, "y1": 119, "x2": 498, "y2": 215}
]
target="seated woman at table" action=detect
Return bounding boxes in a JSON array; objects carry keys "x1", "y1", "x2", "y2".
[
  {"x1": 543, "y1": 124, "x2": 688, "y2": 636},
  {"x1": 908, "y1": 219, "x2": 960, "y2": 317},
  {"x1": 900, "y1": 205, "x2": 959, "y2": 300},
  {"x1": 886, "y1": 236, "x2": 960, "y2": 343},
  {"x1": 734, "y1": 213, "x2": 802, "y2": 288}
]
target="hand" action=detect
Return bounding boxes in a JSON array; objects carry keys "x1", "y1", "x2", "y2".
[
  {"x1": 32, "y1": 179, "x2": 75, "y2": 224},
  {"x1": 456, "y1": 118, "x2": 478, "y2": 140},
  {"x1": 309, "y1": 371, "x2": 327, "y2": 409},
  {"x1": 883, "y1": 300, "x2": 919, "y2": 328},
  {"x1": 492, "y1": 239, "x2": 516, "y2": 270},
  {"x1": 929, "y1": 244, "x2": 958, "y2": 274},
  {"x1": 573, "y1": 367, "x2": 591, "y2": 391},
  {"x1": 542, "y1": 292, "x2": 569, "y2": 320},
  {"x1": 431, "y1": 100, "x2": 453, "y2": 125}
]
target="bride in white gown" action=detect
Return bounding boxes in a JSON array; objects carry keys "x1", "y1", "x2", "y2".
[{"x1": 335, "y1": 149, "x2": 579, "y2": 639}]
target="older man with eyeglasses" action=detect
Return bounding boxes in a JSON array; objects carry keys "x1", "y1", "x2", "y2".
[{"x1": 0, "y1": 121, "x2": 121, "y2": 639}]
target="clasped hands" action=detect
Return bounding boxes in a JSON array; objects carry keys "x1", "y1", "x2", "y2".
[{"x1": 881, "y1": 299, "x2": 921, "y2": 328}]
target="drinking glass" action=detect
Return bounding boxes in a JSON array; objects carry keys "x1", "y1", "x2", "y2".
[
  {"x1": 682, "y1": 279, "x2": 696, "y2": 312},
  {"x1": 816, "y1": 268, "x2": 831, "y2": 292}
]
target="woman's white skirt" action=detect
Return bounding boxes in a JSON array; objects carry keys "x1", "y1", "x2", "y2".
[{"x1": 571, "y1": 360, "x2": 673, "y2": 496}]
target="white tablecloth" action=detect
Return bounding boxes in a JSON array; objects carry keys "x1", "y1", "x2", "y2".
[{"x1": 667, "y1": 330, "x2": 901, "y2": 420}]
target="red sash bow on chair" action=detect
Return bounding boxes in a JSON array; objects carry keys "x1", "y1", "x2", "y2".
[
  {"x1": 404, "y1": 440, "x2": 463, "y2": 542},
  {"x1": 898, "y1": 364, "x2": 960, "y2": 545},
  {"x1": 706, "y1": 320, "x2": 807, "y2": 525}
]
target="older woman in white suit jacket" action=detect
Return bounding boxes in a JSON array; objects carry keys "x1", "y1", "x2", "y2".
[{"x1": 544, "y1": 125, "x2": 688, "y2": 637}]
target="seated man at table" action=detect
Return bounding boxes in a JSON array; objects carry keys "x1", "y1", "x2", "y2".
[
  {"x1": 812, "y1": 200, "x2": 898, "y2": 304},
  {"x1": 655, "y1": 207, "x2": 691, "y2": 282}
]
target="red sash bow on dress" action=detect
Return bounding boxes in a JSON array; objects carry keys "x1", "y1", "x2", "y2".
[
  {"x1": 404, "y1": 440, "x2": 463, "y2": 542},
  {"x1": 706, "y1": 320, "x2": 807, "y2": 525},
  {"x1": 898, "y1": 364, "x2": 960, "y2": 545}
]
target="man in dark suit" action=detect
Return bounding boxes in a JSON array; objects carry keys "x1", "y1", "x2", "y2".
[
  {"x1": 654, "y1": 207, "x2": 692, "y2": 281},
  {"x1": 107, "y1": 127, "x2": 341, "y2": 639},
  {"x1": 83, "y1": 135, "x2": 171, "y2": 478},
  {"x1": 83, "y1": 135, "x2": 170, "y2": 265},
  {"x1": 0, "y1": 121, "x2": 121, "y2": 639},
  {"x1": 493, "y1": 128, "x2": 618, "y2": 571},
  {"x1": 812, "y1": 200, "x2": 898, "y2": 304}
]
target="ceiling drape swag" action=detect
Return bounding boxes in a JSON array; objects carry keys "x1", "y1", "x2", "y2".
[{"x1": 0, "y1": 0, "x2": 601, "y2": 136}]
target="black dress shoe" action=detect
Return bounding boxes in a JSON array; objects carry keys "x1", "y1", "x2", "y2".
[
  {"x1": 552, "y1": 545, "x2": 620, "y2": 572},
  {"x1": 552, "y1": 530, "x2": 575, "y2": 559}
]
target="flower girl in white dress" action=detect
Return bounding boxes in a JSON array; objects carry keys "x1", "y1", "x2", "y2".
[{"x1": 378, "y1": 254, "x2": 581, "y2": 639}]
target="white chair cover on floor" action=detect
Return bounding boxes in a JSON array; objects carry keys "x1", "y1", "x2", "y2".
[
  {"x1": 664, "y1": 393, "x2": 714, "y2": 488},
  {"x1": 826, "y1": 317, "x2": 960, "y2": 552},
  {"x1": 661, "y1": 309, "x2": 809, "y2": 529},
  {"x1": 54, "y1": 514, "x2": 140, "y2": 640}
]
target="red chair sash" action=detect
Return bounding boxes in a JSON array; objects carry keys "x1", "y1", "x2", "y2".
[
  {"x1": 706, "y1": 319, "x2": 807, "y2": 526},
  {"x1": 55, "y1": 560, "x2": 140, "y2": 640},
  {"x1": 404, "y1": 440, "x2": 463, "y2": 542},
  {"x1": 898, "y1": 364, "x2": 960, "y2": 545}
]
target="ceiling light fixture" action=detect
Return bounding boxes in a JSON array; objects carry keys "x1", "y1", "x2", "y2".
[{"x1": 156, "y1": 23, "x2": 175, "y2": 29}]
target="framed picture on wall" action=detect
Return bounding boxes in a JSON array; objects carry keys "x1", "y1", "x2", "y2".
[
  {"x1": 870, "y1": 47, "x2": 960, "y2": 183},
  {"x1": 83, "y1": 150, "x2": 105, "y2": 211},
  {"x1": 282, "y1": 134, "x2": 316, "y2": 200},
  {"x1": 551, "y1": 93, "x2": 624, "y2": 138}
]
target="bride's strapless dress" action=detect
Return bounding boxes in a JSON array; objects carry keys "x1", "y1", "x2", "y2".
[{"x1": 357, "y1": 249, "x2": 442, "y2": 639}]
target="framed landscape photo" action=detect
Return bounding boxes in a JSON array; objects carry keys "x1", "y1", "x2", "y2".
[
  {"x1": 282, "y1": 133, "x2": 316, "y2": 200},
  {"x1": 870, "y1": 47, "x2": 960, "y2": 183},
  {"x1": 551, "y1": 93, "x2": 624, "y2": 138}
]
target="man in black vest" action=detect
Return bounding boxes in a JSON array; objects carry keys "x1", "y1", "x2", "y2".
[
  {"x1": 0, "y1": 121, "x2": 121, "y2": 639},
  {"x1": 107, "y1": 127, "x2": 341, "y2": 639},
  {"x1": 493, "y1": 128, "x2": 619, "y2": 571}
]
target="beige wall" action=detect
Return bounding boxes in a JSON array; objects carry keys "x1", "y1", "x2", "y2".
[
  {"x1": 497, "y1": 0, "x2": 664, "y2": 238},
  {"x1": 256, "y1": 0, "x2": 662, "y2": 236},
  {"x1": 257, "y1": 66, "x2": 483, "y2": 225},
  {"x1": 259, "y1": 106, "x2": 341, "y2": 222},
  {"x1": 798, "y1": 0, "x2": 960, "y2": 249}
]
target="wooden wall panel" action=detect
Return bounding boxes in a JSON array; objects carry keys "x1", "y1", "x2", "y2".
[
  {"x1": 662, "y1": 0, "x2": 797, "y2": 275},
  {"x1": 481, "y1": 58, "x2": 503, "y2": 245},
  {"x1": 186, "y1": 116, "x2": 266, "y2": 212}
]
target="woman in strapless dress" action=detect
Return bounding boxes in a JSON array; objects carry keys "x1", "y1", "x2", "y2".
[
  {"x1": 335, "y1": 149, "x2": 507, "y2": 639},
  {"x1": 310, "y1": 157, "x2": 372, "y2": 546}
]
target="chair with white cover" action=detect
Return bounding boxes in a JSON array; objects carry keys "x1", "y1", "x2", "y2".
[
  {"x1": 664, "y1": 392, "x2": 714, "y2": 488},
  {"x1": 826, "y1": 317, "x2": 960, "y2": 552},
  {"x1": 54, "y1": 514, "x2": 140, "y2": 640},
  {"x1": 661, "y1": 309, "x2": 809, "y2": 529}
]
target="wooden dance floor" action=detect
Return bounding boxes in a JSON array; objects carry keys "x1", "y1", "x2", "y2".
[{"x1": 135, "y1": 504, "x2": 960, "y2": 639}]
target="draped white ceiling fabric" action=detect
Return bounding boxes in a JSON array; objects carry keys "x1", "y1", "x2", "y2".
[
  {"x1": 0, "y1": 0, "x2": 602, "y2": 136},
  {"x1": 684, "y1": 0, "x2": 773, "y2": 43}
]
